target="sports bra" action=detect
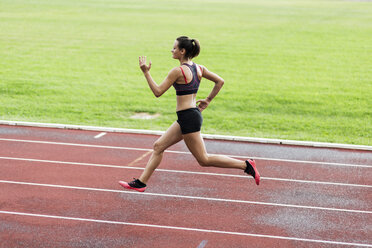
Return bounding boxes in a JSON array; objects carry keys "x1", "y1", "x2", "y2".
[{"x1": 173, "y1": 62, "x2": 202, "y2": 96}]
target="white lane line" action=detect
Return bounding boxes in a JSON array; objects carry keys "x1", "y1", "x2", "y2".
[
  {"x1": 260, "y1": 176, "x2": 372, "y2": 188},
  {"x1": 249, "y1": 157, "x2": 372, "y2": 169},
  {"x1": 94, "y1": 132, "x2": 106, "y2": 139},
  {"x1": 0, "y1": 137, "x2": 151, "y2": 151},
  {"x1": 1, "y1": 156, "x2": 371, "y2": 188},
  {"x1": 0, "y1": 138, "x2": 371, "y2": 168},
  {"x1": 197, "y1": 240, "x2": 208, "y2": 248},
  {"x1": 1, "y1": 210, "x2": 371, "y2": 247},
  {"x1": 0, "y1": 180, "x2": 371, "y2": 214}
]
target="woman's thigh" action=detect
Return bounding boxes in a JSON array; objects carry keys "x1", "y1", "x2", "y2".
[
  {"x1": 154, "y1": 121, "x2": 183, "y2": 151},
  {"x1": 182, "y1": 131, "x2": 208, "y2": 163}
]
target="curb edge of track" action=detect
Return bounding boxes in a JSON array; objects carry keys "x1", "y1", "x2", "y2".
[{"x1": 0, "y1": 120, "x2": 371, "y2": 151}]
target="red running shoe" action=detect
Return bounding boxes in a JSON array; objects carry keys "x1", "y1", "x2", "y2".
[
  {"x1": 119, "y1": 178, "x2": 147, "y2": 192},
  {"x1": 245, "y1": 159, "x2": 260, "y2": 185}
]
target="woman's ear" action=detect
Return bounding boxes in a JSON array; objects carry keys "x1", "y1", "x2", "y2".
[{"x1": 180, "y1": 48, "x2": 186, "y2": 55}]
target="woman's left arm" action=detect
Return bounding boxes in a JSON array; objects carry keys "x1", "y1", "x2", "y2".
[
  {"x1": 196, "y1": 65, "x2": 225, "y2": 112},
  {"x1": 139, "y1": 56, "x2": 178, "y2": 98}
]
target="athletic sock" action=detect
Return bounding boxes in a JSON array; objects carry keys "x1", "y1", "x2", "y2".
[
  {"x1": 129, "y1": 178, "x2": 146, "y2": 188},
  {"x1": 244, "y1": 160, "x2": 256, "y2": 178}
]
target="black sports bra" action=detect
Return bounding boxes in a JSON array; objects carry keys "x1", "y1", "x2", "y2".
[{"x1": 173, "y1": 63, "x2": 202, "y2": 96}]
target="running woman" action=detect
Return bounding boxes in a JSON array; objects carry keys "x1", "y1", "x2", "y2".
[{"x1": 119, "y1": 36, "x2": 260, "y2": 192}]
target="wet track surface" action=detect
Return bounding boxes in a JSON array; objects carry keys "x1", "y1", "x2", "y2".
[{"x1": 0, "y1": 125, "x2": 371, "y2": 247}]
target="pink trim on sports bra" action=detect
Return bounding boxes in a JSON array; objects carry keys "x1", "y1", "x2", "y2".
[
  {"x1": 173, "y1": 62, "x2": 201, "y2": 96},
  {"x1": 179, "y1": 66, "x2": 188, "y2": 84}
]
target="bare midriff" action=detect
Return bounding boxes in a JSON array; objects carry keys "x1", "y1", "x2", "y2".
[{"x1": 176, "y1": 93, "x2": 197, "y2": 111}]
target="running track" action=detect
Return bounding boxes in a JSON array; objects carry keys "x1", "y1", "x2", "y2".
[{"x1": 0, "y1": 124, "x2": 371, "y2": 247}]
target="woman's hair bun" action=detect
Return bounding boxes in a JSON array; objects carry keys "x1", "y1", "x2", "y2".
[{"x1": 176, "y1": 36, "x2": 200, "y2": 59}]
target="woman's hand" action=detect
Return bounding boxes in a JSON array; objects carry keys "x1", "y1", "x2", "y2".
[
  {"x1": 196, "y1": 98, "x2": 211, "y2": 112},
  {"x1": 139, "y1": 56, "x2": 152, "y2": 73}
]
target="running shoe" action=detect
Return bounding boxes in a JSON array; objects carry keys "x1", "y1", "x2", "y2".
[
  {"x1": 119, "y1": 178, "x2": 147, "y2": 192},
  {"x1": 245, "y1": 159, "x2": 260, "y2": 185}
]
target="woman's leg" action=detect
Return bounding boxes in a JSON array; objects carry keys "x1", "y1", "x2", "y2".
[
  {"x1": 138, "y1": 121, "x2": 183, "y2": 184},
  {"x1": 183, "y1": 131, "x2": 246, "y2": 170}
]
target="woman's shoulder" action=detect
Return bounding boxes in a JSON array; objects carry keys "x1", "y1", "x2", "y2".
[
  {"x1": 168, "y1": 66, "x2": 183, "y2": 74},
  {"x1": 197, "y1": 63, "x2": 204, "y2": 71},
  {"x1": 167, "y1": 67, "x2": 184, "y2": 82}
]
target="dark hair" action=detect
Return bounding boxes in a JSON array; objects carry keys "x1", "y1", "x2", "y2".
[{"x1": 176, "y1": 36, "x2": 200, "y2": 59}]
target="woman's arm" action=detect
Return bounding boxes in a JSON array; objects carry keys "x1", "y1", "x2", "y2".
[
  {"x1": 197, "y1": 65, "x2": 225, "y2": 111},
  {"x1": 139, "y1": 56, "x2": 179, "y2": 97}
]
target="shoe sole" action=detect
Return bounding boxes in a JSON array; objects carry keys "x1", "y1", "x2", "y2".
[
  {"x1": 247, "y1": 159, "x2": 261, "y2": 185},
  {"x1": 118, "y1": 181, "x2": 146, "y2": 192}
]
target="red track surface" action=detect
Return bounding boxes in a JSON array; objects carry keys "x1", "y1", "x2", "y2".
[{"x1": 0, "y1": 125, "x2": 371, "y2": 247}]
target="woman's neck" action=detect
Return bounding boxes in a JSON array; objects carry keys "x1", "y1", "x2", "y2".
[{"x1": 180, "y1": 58, "x2": 192, "y2": 65}]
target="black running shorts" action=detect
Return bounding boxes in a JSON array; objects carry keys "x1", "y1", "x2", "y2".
[{"x1": 176, "y1": 108, "x2": 203, "y2": 134}]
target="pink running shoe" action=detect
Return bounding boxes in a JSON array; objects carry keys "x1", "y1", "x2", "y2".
[
  {"x1": 119, "y1": 178, "x2": 146, "y2": 192},
  {"x1": 245, "y1": 159, "x2": 261, "y2": 185}
]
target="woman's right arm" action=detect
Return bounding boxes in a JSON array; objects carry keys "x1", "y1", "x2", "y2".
[{"x1": 139, "y1": 56, "x2": 179, "y2": 98}]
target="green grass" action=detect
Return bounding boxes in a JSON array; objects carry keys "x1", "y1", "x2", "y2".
[{"x1": 0, "y1": 0, "x2": 371, "y2": 145}]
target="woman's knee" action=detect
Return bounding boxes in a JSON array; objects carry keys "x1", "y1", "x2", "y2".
[
  {"x1": 197, "y1": 156, "x2": 210, "y2": 167},
  {"x1": 153, "y1": 139, "x2": 166, "y2": 154}
]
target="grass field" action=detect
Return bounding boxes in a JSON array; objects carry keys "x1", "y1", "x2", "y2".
[{"x1": 0, "y1": 0, "x2": 371, "y2": 145}]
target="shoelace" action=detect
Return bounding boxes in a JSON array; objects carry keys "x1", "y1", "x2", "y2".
[
  {"x1": 129, "y1": 178, "x2": 145, "y2": 188},
  {"x1": 128, "y1": 178, "x2": 138, "y2": 187}
]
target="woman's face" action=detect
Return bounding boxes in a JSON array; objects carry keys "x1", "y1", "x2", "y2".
[{"x1": 171, "y1": 40, "x2": 183, "y2": 59}]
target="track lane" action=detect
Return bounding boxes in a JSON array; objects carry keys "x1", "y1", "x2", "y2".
[
  {"x1": 0, "y1": 140, "x2": 371, "y2": 186},
  {"x1": 0, "y1": 159, "x2": 371, "y2": 212},
  {"x1": 1, "y1": 124, "x2": 372, "y2": 247},
  {"x1": 0, "y1": 212, "x2": 320, "y2": 248},
  {"x1": 0, "y1": 183, "x2": 371, "y2": 246},
  {"x1": 1, "y1": 125, "x2": 371, "y2": 165}
]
